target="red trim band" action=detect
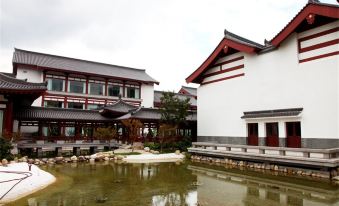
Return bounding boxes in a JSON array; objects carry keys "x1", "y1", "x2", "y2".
[
  {"x1": 214, "y1": 56, "x2": 244, "y2": 67},
  {"x1": 299, "y1": 27, "x2": 339, "y2": 42},
  {"x1": 299, "y1": 51, "x2": 339, "y2": 63},
  {"x1": 202, "y1": 73, "x2": 245, "y2": 85},
  {"x1": 203, "y1": 64, "x2": 244, "y2": 78},
  {"x1": 300, "y1": 38, "x2": 339, "y2": 53}
]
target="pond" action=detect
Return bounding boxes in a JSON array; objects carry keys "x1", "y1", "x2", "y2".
[{"x1": 7, "y1": 161, "x2": 339, "y2": 206}]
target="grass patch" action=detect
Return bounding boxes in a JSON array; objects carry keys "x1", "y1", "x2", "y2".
[{"x1": 114, "y1": 152, "x2": 141, "y2": 155}]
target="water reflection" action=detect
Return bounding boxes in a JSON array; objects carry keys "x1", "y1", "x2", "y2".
[
  {"x1": 7, "y1": 162, "x2": 339, "y2": 206},
  {"x1": 188, "y1": 164, "x2": 339, "y2": 206}
]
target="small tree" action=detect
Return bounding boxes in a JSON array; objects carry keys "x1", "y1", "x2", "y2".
[
  {"x1": 94, "y1": 127, "x2": 118, "y2": 141},
  {"x1": 121, "y1": 119, "x2": 143, "y2": 150},
  {"x1": 158, "y1": 91, "x2": 191, "y2": 151}
]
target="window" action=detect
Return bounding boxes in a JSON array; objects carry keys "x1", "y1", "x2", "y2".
[
  {"x1": 68, "y1": 102, "x2": 84, "y2": 109},
  {"x1": 108, "y1": 85, "x2": 122, "y2": 97},
  {"x1": 65, "y1": 127, "x2": 75, "y2": 136},
  {"x1": 125, "y1": 86, "x2": 140, "y2": 99},
  {"x1": 47, "y1": 78, "x2": 64, "y2": 92},
  {"x1": 266, "y1": 123, "x2": 279, "y2": 137},
  {"x1": 68, "y1": 80, "x2": 85, "y2": 94},
  {"x1": 42, "y1": 126, "x2": 60, "y2": 136},
  {"x1": 44, "y1": 101, "x2": 64, "y2": 108},
  {"x1": 286, "y1": 122, "x2": 301, "y2": 136},
  {"x1": 87, "y1": 104, "x2": 100, "y2": 110},
  {"x1": 89, "y1": 83, "x2": 104, "y2": 95}
]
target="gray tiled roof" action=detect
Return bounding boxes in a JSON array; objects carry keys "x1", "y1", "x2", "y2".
[
  {"x1": 241, "y1": 108, "x2": 303, "y2": 119},
  {"x1": 101, "y1": 99, "x2": 138, "y2": 114},
  {"x1": 15, "y1": 107, "x2": 113, "y2": 122},
  {"x1": 154, "y1": 91, "x2": 197, "y2": 107},
  {"x1": 224, "y1": 30, "x2": 264, "y2": 49},
  {"x1": 115, "y1": 107, "x2": 197, "y2": 121},
  {"x1": 13, "y1": 48, "x2": 159, "y2": 84},
  {"x1": 181, "y1": 86, "x2": 197, "y2": 96},
  {"x1": 0, "y1": 72, "x2": 47, "y2": 92}
]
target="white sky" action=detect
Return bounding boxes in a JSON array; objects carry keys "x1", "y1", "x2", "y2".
[{"x1": 0, "y1": 0, "x2": 337, "y2": 91}]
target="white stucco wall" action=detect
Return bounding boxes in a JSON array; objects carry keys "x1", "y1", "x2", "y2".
[
  {"x1": 16, "y1": 67, "x2": 44, "y2": 106},
  {"x1": 141, "y1": 84, "x2": 154, "y2": 108},
  {"x1": 197, "y1": 22, "x2": 338, "y2": 140}
]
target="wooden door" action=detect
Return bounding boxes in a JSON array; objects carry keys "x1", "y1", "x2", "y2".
[
  {"x1": 266, "y1": 123, "x2": 279, "y2": 147},
  {"x1": 286, "y1": 122, "x2": 301, "y2": 148},
  {"x1": 247, "y1": 123, "x2": 258, "y2": 146}
]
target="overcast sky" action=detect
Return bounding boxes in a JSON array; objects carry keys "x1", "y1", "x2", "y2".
[{"x1": 0, "y1": 0, "x2": 337, "y2": 91}]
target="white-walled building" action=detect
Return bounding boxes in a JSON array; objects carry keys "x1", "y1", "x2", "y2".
[{"x1": 186, "y1": 1, "x2": 339, "y2": 148}]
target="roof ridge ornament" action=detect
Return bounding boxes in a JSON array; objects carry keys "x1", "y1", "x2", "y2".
[
  {"x1": 308, "y1": 0, "x2": 320, "y2": 3},
  {"x1": 264, "y1": 39, "x2": 272, "y2": 46}
]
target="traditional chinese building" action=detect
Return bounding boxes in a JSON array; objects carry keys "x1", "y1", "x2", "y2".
[
  {"x1": 0, "y1": 49, "x2": 197, "y2": 155},
  {"x1": 186, "y1": 1, "x2": 338, "y2": 148}
]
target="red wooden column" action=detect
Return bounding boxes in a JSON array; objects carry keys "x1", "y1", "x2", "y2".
[{"x1": 3, "y1": 100, "x2": 14, "y2": 135}]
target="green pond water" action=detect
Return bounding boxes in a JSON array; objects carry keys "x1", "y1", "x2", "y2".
[{"x1": 7, "y1": 161, "x2": 339, "y2": 206}]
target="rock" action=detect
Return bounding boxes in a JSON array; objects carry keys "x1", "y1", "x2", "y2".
[
  {"x1": 332, "y1": 176, "x2": 339, "y2": 182},
  {"x1": 144, "y1": 147, "x2": 150, "y2": 152},
  {"x1": 132, "y1": 142, "x2": 144, "y2": 150},
  {"x1": 55, "y1": 157, "x2": 64, "y2": 163},
  {"x1": 71, "y1": 156, "x2": 78, "y2": 162},
  {"x1": 238, "y1": 161, "x2": 244, "y2": 167},
  {"x1": 28, "y1": 159, "x2": 34, "y2": 164},
  {"x1": 175, "y1": 150, "x2": 181, "y2": 155},
  {"x1": 273, "y1": 165, "x2": 279, "y2": 171},
  {"x1": 297, "y1": 170, "x2": 303, "y2": 175},
  {"x1": 14, "y1": 157, "x2": 18, "y2": 162},
  {"x1": 78, "y1": 156, "x2": 85, "y2": 161},
  {"x1": 64, "y1": 158, "x2": 71, "y2": 163},
  {"x1": 1, "y1": 159, "x2": 8, "y2": 166},
  {"x1": 116, "y1": 155, "x2": 124, "y2": 160},
  {"x1": 104, "y1": 157, "x2": 109, "y2": 161},
  {"x1": 41, "y1": 158, "x2": 48, "y2": 163},
  {"x1": 153, "y1": 151, "x2": 160, "y2": 154},
  {"x1": 89, "y1": 158, "x2": 95, "y2": 164}
]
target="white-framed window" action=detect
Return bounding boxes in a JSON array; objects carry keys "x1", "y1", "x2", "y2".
[
  {"x1": 125, "y1": 83, "x2": 140, "y2": 99},
  {"x1": 44, "y1": 101, "x2": 64, "y2": 108},
  {"x1": 88, "y1": 80, "x2": 104, "y2": 96},
  {"x1": 46, "y1": 75, "x2": 65, "y2": 92},
  {"x1": 68, "y1": 77, "x2": 86, "y2": 94}
]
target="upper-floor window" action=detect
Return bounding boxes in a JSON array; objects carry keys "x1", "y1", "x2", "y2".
[
  {"x1": 125, "y1": 84, "x2": 140, "y2": 99},
  {"x1": 87, "y1": 104, "x2": 100, "y2": 110},
  {"x1": 46, "y1": 75, "x2": 65, "y2": 92},
  {"x1": 67, "y1": 102, "x2": 84, "y2": 109},
  {"x1": 44, "y1": 100, "x2": 64, "y2": 108},
  {"x1": 108, "y1": 82, "x2": 123, "y2": 97},
  {"x1": 89, "y1": 80, "x2": 104, "y2": 95},
  {"x1": 68, "y1": 77, "x2": 86, "y2": 94}
]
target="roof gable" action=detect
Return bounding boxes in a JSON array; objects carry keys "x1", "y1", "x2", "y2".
[
  {"x1": 186, "y1": 31, "x2": 261, "y2": 84},
  {"x1": 270, "y1": 1, "x2": 339, "y2": 46}
]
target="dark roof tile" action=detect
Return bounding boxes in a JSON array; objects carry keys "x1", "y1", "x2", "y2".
[
  {"x1": 13, "y1": 48, "x2": 159, "y2": 84},
  {"x1": 241, "y1": 108, "x2": 303, "y2": 119},
  {"x1": 0, "y1": 73, "x2": 47, "y2": 92}
]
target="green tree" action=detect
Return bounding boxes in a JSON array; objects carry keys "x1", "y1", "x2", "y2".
[
  {"x1": 158, "y1": 91, "x2": 191, "y2": 151},
  {"x1": 0, "y1": 137, "x2": 13, "y2": 160},
  {"x1": 159, "y1": 92, "x2": 190, "y2": 125}
]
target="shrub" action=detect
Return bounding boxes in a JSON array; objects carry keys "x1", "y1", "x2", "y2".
[{"x1": 0, "y1": 137, "x2": 13, "y2": 160}]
